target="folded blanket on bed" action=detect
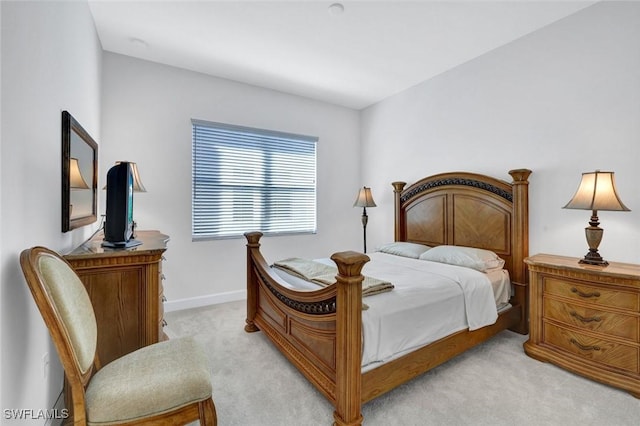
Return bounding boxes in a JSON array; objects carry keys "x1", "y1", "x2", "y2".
[{"x1": 272, "y1": 257, "x2": 394, "y2": 298}]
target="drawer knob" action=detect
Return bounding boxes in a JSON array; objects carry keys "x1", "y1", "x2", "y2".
[
  {"x1": 571, "y1": 287, "x2": 600, "y2": 298},
  {"x1": 569, "y1": 338, "x2": 601, "y2": 352},
  {"x1": 570, "y1": 311, "x2": 602, "y2": 323},
  {"x1": 162, "y1": 319, "x2": 168, "y2": 327}
]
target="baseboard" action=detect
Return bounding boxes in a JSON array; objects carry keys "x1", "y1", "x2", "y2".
[
  {"x1": 45, "y1": 391, "x2": 67, "y2": 426},
  {"x1": 163, "y1": 289, "x2": 246, "y2": 312}
]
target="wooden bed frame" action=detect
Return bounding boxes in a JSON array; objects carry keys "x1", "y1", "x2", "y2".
[{"x1": 244, "y1": 169, "x2": 531, "y2": 425}]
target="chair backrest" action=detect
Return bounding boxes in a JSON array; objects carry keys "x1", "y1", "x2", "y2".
[{"x1": 20, "y1": 247, "x2": 98, "y2": 392}]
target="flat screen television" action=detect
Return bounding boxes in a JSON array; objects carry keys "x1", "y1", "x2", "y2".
[{"x1": 102, "y1": 162, "x2": 141, "y2": 248}]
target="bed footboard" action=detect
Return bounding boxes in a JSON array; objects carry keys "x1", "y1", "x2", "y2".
[{"x1": 244, "y1": 232, "x2": 367, "y2": 426}]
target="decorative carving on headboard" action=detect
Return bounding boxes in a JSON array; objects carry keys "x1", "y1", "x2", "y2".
[
  {"x1": 401, "y1": 177, "x2": 512, "y2": 204},
  {"x1": 256, "y1": 268, "x2": 337, "y2": 314}
]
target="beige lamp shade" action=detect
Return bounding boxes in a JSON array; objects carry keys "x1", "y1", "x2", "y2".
[
  {"x1": 127, "y1": 162, "x2": 147, "y2": 193},
  {"x1": 105, "y1": 161, "x2": 147, "y2": 192},
  {"x1": 69, "y1": 158, "x2": 90, "y2": 189},
  {"x1": 353, "y1": 187, "x2": 377, "y2": 208},
  {"x1": 564, "y1": 171, "x2": 629, "y2": 212}
]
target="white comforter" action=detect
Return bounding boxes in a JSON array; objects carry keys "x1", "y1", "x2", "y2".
[
  {"x1": 358, "y1": 252, "x2": 498, "y2": 368},
  {"x1": 274, "y1": 252, "x2": 501, "y2": 369}
]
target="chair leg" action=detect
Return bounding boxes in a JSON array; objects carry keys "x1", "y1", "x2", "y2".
[{"x1": 199, "y1": 397, "x2": 217, "y2": 426}]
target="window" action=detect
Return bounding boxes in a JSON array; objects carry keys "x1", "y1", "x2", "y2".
[{"x1": 192, "y1": 120, "x2": 318, "y2": 240}]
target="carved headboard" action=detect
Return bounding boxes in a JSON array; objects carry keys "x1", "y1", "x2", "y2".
[{"x1": 392, "y1": 169, "x2": 531, "y2": 284}]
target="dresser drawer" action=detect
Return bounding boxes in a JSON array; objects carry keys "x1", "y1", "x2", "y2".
[
  {"x1": 544, "y1": 297, "x2": 638, "y2": 341},
  {"x1": 543, "y1": 277, "x2": 639, "y2": 311},
  {"x1": 544, "y1": 322, "x2": 638, "y2": 373}
]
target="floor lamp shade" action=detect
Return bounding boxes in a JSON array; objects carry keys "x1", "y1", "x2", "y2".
[
  {"x1": 354, "y1": 187, "x2": 376, "y2": 253},
  {"x1": 563, "y1": 171, "x2": 630, "y2": 266},
  {"x1": 354, "y1": 187, "x2": 377, "y2": 209}
]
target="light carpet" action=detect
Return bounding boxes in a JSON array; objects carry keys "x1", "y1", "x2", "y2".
[{"x1": 165, "y1": 301, "x2": 640, "y2": 426}]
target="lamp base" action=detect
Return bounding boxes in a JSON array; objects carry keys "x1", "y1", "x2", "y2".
[
  {"x1": 580, "y1": 223, "x2": 608, "y2": 266},
  {"x1": 579, "y1": 251, "x2": 609, "y2": 266}
]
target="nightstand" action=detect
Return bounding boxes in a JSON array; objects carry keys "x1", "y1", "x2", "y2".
[{"x1": 524, "y1": 253, "x2": 640, "y2": 398}]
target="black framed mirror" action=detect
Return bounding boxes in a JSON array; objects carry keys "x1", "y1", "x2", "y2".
[{"x1": 62, "y1": 110, "x2": 98, "y2": 232}]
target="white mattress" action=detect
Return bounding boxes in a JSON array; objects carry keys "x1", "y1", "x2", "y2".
[{"x1": 273, "y1": 252, "x2": 510, "y2": 370}]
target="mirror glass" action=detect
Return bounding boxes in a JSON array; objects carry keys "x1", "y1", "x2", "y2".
[{"x1": 62, "y1": 111, "x2": 98, "y2": 232}]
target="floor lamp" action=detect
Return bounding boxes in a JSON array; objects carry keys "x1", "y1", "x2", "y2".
[{"x1": 354, "y1": 187, "x2": 376, "y2": 253}]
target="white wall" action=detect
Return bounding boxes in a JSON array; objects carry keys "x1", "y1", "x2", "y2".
[
  {"x1": 100, "y1": 53, "x2": 362, "y2": 307},
  {"x1": 1, "y1": 1, "x2": 102, "y2": 422},
  {"x1": 361, "y1": 1, "x2": 640, "y2": 265}
]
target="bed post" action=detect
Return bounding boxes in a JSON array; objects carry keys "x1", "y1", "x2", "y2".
[
  {"x1": 244, "y1": 231, "x2": 262, "y2": 333},
  {"x1": 331, "y1": 251, "x2": 369, "y2": 426},
  {"x1": 392, "y1": 182, "x2": 406, "y2": 242},
  {"x1": 508, "y1": 169, "x2": 531, "y2": 335},
  {"x1": 508, "y1": 169, "x2": 531, "y2": 284}
]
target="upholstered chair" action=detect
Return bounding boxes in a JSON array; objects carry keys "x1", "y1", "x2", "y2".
[{"x1": 20, "y1": 246, "x2": 217, "y2": 425}]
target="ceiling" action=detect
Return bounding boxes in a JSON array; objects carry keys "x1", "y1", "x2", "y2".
[{"x1": 88, "y1": 0, "x2": 595, "y2": 110}]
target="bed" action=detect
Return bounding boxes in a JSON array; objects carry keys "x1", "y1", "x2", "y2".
[{"x1": 244, "y1": 169, "x2": 532, "y2": 426}]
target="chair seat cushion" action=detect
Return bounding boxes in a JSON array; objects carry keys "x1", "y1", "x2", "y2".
[{"x1": 85, "y1": 336, "x2": 212, "y2": 424}]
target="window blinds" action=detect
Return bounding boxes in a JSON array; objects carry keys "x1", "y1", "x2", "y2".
[{"x1": 192, "y1": 120, "x2": 317, "y2": 240}]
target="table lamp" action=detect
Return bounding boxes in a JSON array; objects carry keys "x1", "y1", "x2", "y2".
[{"x1": 563, "y1": 170, "x2": 630, "y2": 266}]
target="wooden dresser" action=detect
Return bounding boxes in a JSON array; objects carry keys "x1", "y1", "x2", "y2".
[
  {"x1": 524, "y1": 253, "x2": 640, "y2": 398},
  {"x1": 63, "y1": 230, "x2": 169, "y2": 365}
]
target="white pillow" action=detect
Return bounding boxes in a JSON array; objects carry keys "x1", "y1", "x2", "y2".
[
  {"x1": 418, "y1": 245, "x2": 505, "y2": 272},
  {"x1": 376, "y1": 242, "x2": 431, "y2": 259}
]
